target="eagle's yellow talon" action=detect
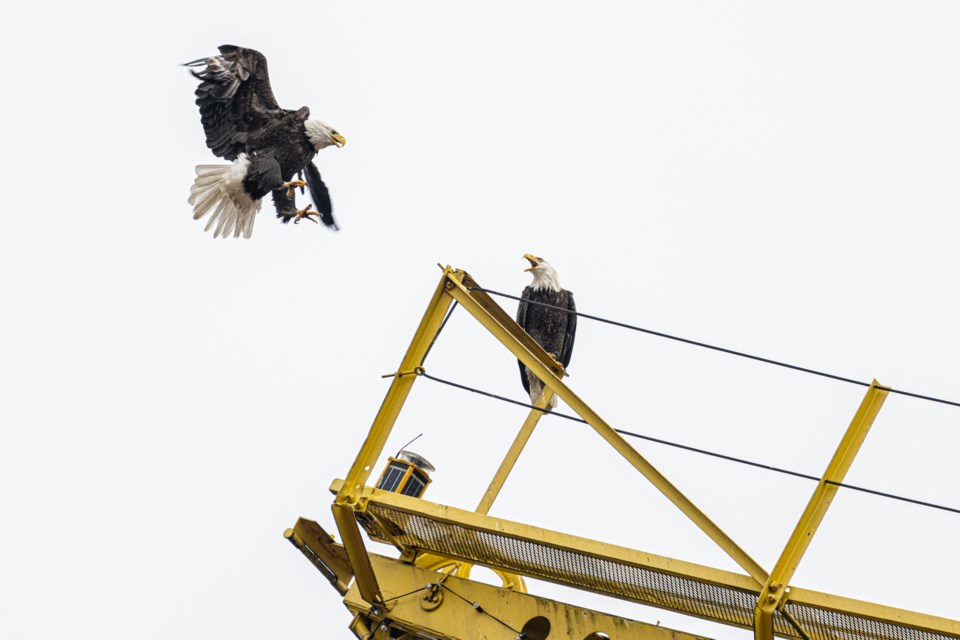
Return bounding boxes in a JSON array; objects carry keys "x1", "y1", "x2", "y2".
[
  {"x1": 293, "y1": 204, "x2": 318, "y2": 224},
  {"x1": 281, "y1": 179, "x2": 306, "y2": 198}
]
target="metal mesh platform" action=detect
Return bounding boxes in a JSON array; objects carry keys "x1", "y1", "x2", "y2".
[
  {"x1": 781, "y1": 600, "x2": 949, "y2": 640},
  {"x1": 351, "y1": 490, "x2": 959, "y2": 640}
]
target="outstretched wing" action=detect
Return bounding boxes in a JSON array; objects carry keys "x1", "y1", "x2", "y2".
[
  {"x1": 516, "y1": 288, "x2": 531, "y2": 396},
  {"x1": 185, "y1": 45, "x2": 290, "y2": 160},
  {"x1": 304, "y1": 161, "x2": 339, "y2": 230}
]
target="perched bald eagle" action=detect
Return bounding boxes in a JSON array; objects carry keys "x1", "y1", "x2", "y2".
[
  {"x1": 184, "y1": 45, "x2": 345, "y2": 238},
  {"x1": 515, "y1": 254, "x2": 577, "y2": 410}
]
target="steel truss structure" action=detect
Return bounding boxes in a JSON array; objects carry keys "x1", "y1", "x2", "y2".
[{"x1": 286, "y1": 266, "x2": 960, "y2": 640}]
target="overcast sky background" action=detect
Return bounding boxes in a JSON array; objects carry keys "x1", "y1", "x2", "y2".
[{"x1": 3, "y1": 2, "x2": 959, "y2": 638}]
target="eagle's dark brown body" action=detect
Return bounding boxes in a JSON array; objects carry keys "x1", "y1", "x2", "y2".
[
  {"x1": 241, "y1": 108, "x2": 317, "y2": 200},
  {"x1": 516, "y1": 285, "x2": 577, "y2": 403}
]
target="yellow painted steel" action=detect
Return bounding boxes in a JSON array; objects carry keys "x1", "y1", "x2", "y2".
[
  {"x1": 451, "y1": 271, "x2": 566, "y2": 382},
  {"x1": 754, "y1": 381, "x2": 890, "y2": 640},
  {"x1": 332, "y1": 503, "x2": 386, "y2": 608},
  {"x1": 476, "y1": 388, "x2": 554, "y2": 515},
  {"x1": 284, "y1": 517, "x2": 352, "y2": 594},
  {"x1": 336, "y1": 268, "x2": 458, "y2": 508},
  {"x1": 346, "y1": 479, "x2": 758, "y2": 583},
  {"x1": 347, "y1": 613, "x2": 376, "y2": 640},
  {"x1": 444, "y1": 272, "x2": 769, "y2": 585},
  {"x1": 345, "y1": 552, "x2": 715, "y2": 640},
  {"x1": 436, "y1": 388, "x2": 556, "y2": 593},
  {"x1": 331, "y1": 269, "x2": 458, "y2": 608},
  {"x1": 330, "y1": 482, "x2": 960, "y2": 640},
  {"x1": 414, "y1": 553, "x2": 528, "y2": 592},
  {"x1": 421, "y1": 312, "x2": 556, "y2": 593},
  {"x1": 786, "y1": 585, "x2": 960, "y2": 636},
  {"x1": 329, "y1": 267, "x2": 764, "y2": 605},
  {"x1": 301, "y1": 266, "x2": 960, "y2": 640}
]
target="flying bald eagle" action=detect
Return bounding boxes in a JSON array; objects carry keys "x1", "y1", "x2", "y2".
[
  {"x1": 184, "y1": 45, "x2": 345, "y2": 238},
  {"x1": 515, "y1": 254, "x2": 577, "y2": 410}
]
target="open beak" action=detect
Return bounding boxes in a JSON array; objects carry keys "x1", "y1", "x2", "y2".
[
  {"x1": 523, "y1": 253, "x2": 539, "y2": 272},
  {"x1": 332, "y1": 133, "x2": 346, "y2": 148}
]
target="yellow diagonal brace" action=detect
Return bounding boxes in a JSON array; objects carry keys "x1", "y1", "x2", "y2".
[
  {"x1": 476, "y1": 388, "x2": 555, "y2": 515},
  {"x1": 336, "y1": 268, "x2": 458, "y2": 506},
  {"x1": 754, "y1": 380, "x2": 889, "y2": 640},
  {"x1": 445, "y1": 274, "x2": 768, "y2": 585},
  {"x1": 458, "y1": 272, "x2": 567, "y2": 380},
  {"x1": 436, "y1": 389, "x2": 554, "y2": 592}
]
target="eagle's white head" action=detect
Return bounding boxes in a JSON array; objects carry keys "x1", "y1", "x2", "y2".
[
  {"x1": 523, "y1": 253, "x2": 562, "y2": 292},
  {"x1": 305, "y1": 120, "x2": 346, "y2": 151}
]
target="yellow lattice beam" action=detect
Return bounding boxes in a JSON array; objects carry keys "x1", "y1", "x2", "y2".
[{"x1": 324, "y1": 481, "x2": 960, "y2": 640}]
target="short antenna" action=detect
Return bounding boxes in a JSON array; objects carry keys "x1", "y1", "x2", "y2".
[{"x1": 396, "y1": 433, "x2": 423, "y2": 457}]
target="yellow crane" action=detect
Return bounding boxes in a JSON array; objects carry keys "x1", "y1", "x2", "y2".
[{"x1": 285, "y1": 266, "x2": 960, "y2": 640}]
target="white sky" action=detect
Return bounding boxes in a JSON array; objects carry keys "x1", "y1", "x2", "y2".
[{"x1": 2, "y1": 2, "x2": 959, "y2": 638}]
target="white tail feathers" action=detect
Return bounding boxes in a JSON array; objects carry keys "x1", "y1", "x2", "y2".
[
  {"x1": 526, "y1": 370, "x2": 559, "y2": 410},
  {"x1": 188, "y1": 155, "x2": 261, "y2": 239}
]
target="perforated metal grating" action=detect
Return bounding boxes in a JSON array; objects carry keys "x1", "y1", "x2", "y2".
[
  {"x1": 782, "y1": 601, "x2": 951, "y2": 640},
  {"x1": 363, "y1": 502, "x2": 957, "y2": 640}
]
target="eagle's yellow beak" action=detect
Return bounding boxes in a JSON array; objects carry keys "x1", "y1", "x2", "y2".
[
  {"x1": 332, "y1": 133, "x2": 346, "y2": 148},
  {"x1": 523, "y1": 253, "x2": 539, "y2": 272}
]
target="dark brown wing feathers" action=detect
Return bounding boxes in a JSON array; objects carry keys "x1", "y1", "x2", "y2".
[
  {"x1": 516, "y1": 294, "x2": 531, "y2": 396},
  {"x1": 187, "y1": 45, "x2": 291, "y2": 160},
  {"x1": 516, "y1": 287, "x2": 576, "y2": 395}
]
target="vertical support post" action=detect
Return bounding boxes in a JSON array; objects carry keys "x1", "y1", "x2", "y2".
[
  {"x1": 332, "y1": 504, "x2": 385, "y2": 608},
  {"x1": 475, "y1": 389, "x2": 555, "y2": 515},
  {"x1": 754, "y1": 380, "x2": 889, "y2": 640}
]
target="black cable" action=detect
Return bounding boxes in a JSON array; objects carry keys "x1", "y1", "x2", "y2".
[
  {"x1": 880, "y1": 387, "x2": 960, "y2": 409},
  {"x1": 421, "y1": 371, "x2": 817, "y2": 480},
  {"x1": 363, "y1": 587, "x2": 432, "y2": 638},
  {"x1": 420, "y1": 300, "x2": 459, "y2": 367},
  {"x1": 470, "y1": 287, "x2": 868, "y2": 386},
  {"x1": 419, "y1": 370, "x2": 960, "y2": 517},
  {"x1": 469, "y1": 287, "x2": 960, "y2": 410},
  {"x1": 824, "y1": 480, "x2": 960, "y2": 516},
  {"x1": 421, "y1": 371, "x2": 567, "y2": 416},
  {"x1": 613, "y1": 426, "x2": 821, "y2": 483},
  {"x1": 438, "y1": 583, "x2": 520, "y2": 634},
  {"x1": 380, "y1": 585, "x2": 430, "y2": 604}
]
